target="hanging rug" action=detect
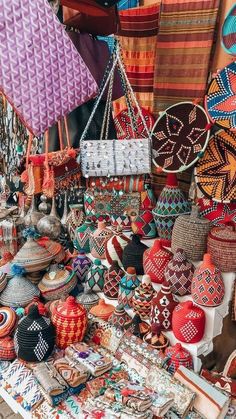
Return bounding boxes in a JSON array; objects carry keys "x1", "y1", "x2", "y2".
[
  {"x1": 221, "y1": 3, "x2": 236, "y2": 56},
  {"x1": 151, "y1": 102, "x2": 210, "y2": 172},
  {"x1": 114, "y1": 107, "x2": 155, "y2": 140},
  {"x1": 195, "y1": 129, "x2": 236, "y2": 203},
  {"x1": 205, "y1": 62, "x2": 236, "y2": 131}
]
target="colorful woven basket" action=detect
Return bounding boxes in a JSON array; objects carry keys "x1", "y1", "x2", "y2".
[
  {"x1": 51, "y1": 296, "x2": 87, "y2": 349},
  {"x1": 13, "y1": 237, "x2": 53, "y2": 273},
  {"x1": 151, "y1": 102, "x2": 210, "y2": 172},
  {"x1": 205, "y1": 62, "x2": 236, "y2": 131},
  {"x1": 114, "y1": 107, "x2": 155, "y2": 140},
  {"x1": 172, "y1": 301, "x2": 205, "y2": 344},
  {"x1": 221, "y1": 4, "x2": 236, "y2": 55},
  {"x1": 165, "y1": 343, "x2": 193, "y2": 375},
  {"x1": 198, "y1": 198, "x2": 236, "y2": 226},
  {"x1": 195, "y1": 129, "x2": 236, "y2": 203},
  {"x1": 207, "y1": 223, "x2": 236, "y2": 272}
]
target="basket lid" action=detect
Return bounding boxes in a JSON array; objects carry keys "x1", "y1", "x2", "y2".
[
  {"x1": 0, "y1": 274, "x2": 40, "y2": 307},
  {"x1": 166, "y1": 343, "x2": 192, "y2": 361},
  {"x1": 90, "y1": 299, "x2": 114, "y2": 318},
  {"x1": 209, "y1": 223, "x2": 236, "y2": 243},
  {"x1": 53, "y1": 296, "x2": 86, "y2": 319},
  {"x1": 14, "y1": 237, "x2": 53, "y2": 267},
  {"x1": 39, "y1": 265, "x2": 72, "y2": 292}
]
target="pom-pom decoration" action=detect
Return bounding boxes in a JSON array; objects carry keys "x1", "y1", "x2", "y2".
[{"x1": 10, "y1": 264, "x2": 26, "y2": 277}]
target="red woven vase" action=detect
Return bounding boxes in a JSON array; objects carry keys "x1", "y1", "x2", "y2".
[
  {"x1": 51, "y1": 296, "x2": 87, "y2": 349},
  {"x1": 143, "y1": 239, "x2": 172, "y2": 283}
]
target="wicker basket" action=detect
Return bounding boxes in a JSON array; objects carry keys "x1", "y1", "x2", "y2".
[
  {"x1": 207, "y1": 223, "x2": 236, "y2": 272},
  {"x1": 171, "y1": 206, "x2": 211, "y2": 261}
]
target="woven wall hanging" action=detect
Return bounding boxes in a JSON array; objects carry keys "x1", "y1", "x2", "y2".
[
  {"x1": 151, "y1": 102, "x2": 210, "y2": 173},
  {"x1": 195, "y1": 129, "x2": 236, "y2": 203},
  {"x1": 205, "y1": 62, "x2": 236, "y2": 131}
]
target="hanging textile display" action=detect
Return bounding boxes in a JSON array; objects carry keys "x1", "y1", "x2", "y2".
[
  {"x1": 0, "y1": 0, "x2": 97, "y2": 136},
  {"x1": 195, "y1": 129, "x2": 236, "y2": 203},
  {"x1": 151, "y1": 102, "x2": 210, "y2": 173},
  {"x1": 206, "y1": 62, "x2": 236, "y2": 131},
  {"x1": 0, "y1": 220, "x2": 18, "y2": 257},
  {"x1": 114, "y1": 3, "x2": 160, "y2": 115},
  {"x1": 153, "y1": 0, "x2": 220, "y2": 114}
]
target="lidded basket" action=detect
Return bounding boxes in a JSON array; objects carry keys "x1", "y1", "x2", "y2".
[
  {"x1": 0, "y1": 336, "x2": 16, "y2": 361},
  {"x1": 51, "y1": 296, "x2": 87, "y2": 349},
  {"x1": 191, "y1": 253, "x2": 225, "y2": 307},
  {"x1": 90, "y1": 221, "x2": 113, "y2": 259},
  {"x1": 164, "y1": 248, "x2": 195, "y2": 296},
  {"x1": 143, "y1": 239, "x2": 172, "y2": 284},
  {"x1": 13, "y1": 236, "x2": 53, "y2": 272},
  {"x1": 74, "y1": 218, "x2": 96, "y2": 253},
  {"x1": 105, "y1": 229, "x2": 130, "y2": 267},
  {"x1": 172, "y1": 206, "x2": 211, "y2": 261},
  {"x1": 0, "y1": 307, "x2": 17, "y2": 337},
  {"x1": 122, "y1": 234, "x2": 148, "y2": 275},
  {"x1": 172, "y1": 301, "x2": 205, "y2": 344},
  {"x1": 14, "y1": 305, "x2": 55, "y2": 362},
  {"x1": 165, "y1": 343, "x2": 193, "y2": 374},
  {"x1": 76, "y1": 289, "x2": 99, "y2": 312},
  {"x1": 90, "y1": 299, "x2": 115, "y2": 321},
  {"x1": 207, "y1": 222, "x2": 236, "y2": 272},
  {"x1": 38, "y1": 264, "x2": 77, "y2": 301},
  {"x1": 152, "y1": 173, "x2": 191, "y2": 243}
]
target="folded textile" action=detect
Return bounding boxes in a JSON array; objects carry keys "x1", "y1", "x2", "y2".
[
  {"x1": 145, "y1": 366, "x2": 195, "y2": 417},
  {"x1": 201, "y1": 369, "x2": 236, "y2": 401},
  {"x1": 85, "y1": 314, "x2": 124, "y2": 354},
  {"x1": 65, "y1": 343, "x2": 113, "y2": 376},
  {"x1": 39, "y1": 382, "x2": 85, "y2": 407},
  {"x1": 32, "y1": 400, "x2": 70, "y2": 419},
  {"x1": 174, "y1": 366, "x2": 230, "y2": 419},
  {"x1": 2, "y1": 359, "x2": 43, "y2": 411},
  {"x1": 84, "y1": 396, "x2": 154, "y2": 418},
  {"x1": 32, "y1": 362, "x2": 68, "y2": 396},
  {"x1": 104, "y1": 380, "x2": 153, "y2": 413},
  {"x1": 53, "y1": 357, "x2": 90, "y2": 387}
]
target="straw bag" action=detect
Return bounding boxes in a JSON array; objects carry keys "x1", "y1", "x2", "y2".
[
  {"x1": 80, "y1": 41, "x2": 152, "y2": 178},
  {"x1": 207, "y1": 222, "x2": 236, "y2": 272},
  {"x1": 0, "y1": 0, "x2": 97, "y2": 136}
]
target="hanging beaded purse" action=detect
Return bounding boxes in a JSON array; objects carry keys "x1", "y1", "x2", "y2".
[{"x1": 80, "y1": 40, "x2": 152, "y2": 178}]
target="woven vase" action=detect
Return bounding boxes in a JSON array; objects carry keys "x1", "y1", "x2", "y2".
[
  {"x1": 171, "y1": 206, "x2": 211, "y2": 261},
  {"x1": 143, "y1": 239, "x2": 172, "y2": 284},
  {"x1": 191, "y1": 253, "x2": 225, "y2": 307},
  {"x1": 165, "y1": 343, "x2": 193, "y2": 375},
  {"x1": 110, "y1": 214, "x2": 131, "y2": 232},
  {"x1": 105, "y1": 230, "x2": 130, "y2": 267},
  {"x1": 164, "y1": 248, "x2": 195, "y2": 296},
  {"x1": 207, "y1": 223, "x2": 236, "y2": 272},
  {"x1": 118, "y1": 267, "x2": 140, "y2": 309},
  {"x1": 131, "y1": 210, "x2": 157, "y2": 239},
  {"x1": 85, "y1": 259, "x2": 107, "y2": 292},
  {"x1": 122, "y1": 234, "x2": 148, "y2": 275},
  {"x1": 132, "y1": 274, "x2": 155, "y2": 320},
  {"x1": 152, "y1": 173, "x2": 191, "y2": 245},
  {"x1": 90, "y1": 221, "x2": 113, "y2": 259},
  {"x1": 103, "y1": 261, "x2": 124, "y2": 300},
  {"x1": 66, "y1": 204, "x2": 86, "y2": 241},
  {"x1": 72, "y1": 250, "x2": 91, "y2": 283},
  {"x1": 150, "y1": 281, "x2": 178, "y2": 331},
  {"x1": 108, "y1": 304, "x2": 131, "y2": 328},
  {"x1": 74, "y1": 218, "x2": 96, "y2": 253},
  {"x1": 51, "y1": 296, "x2": 87, "y2": 349}
]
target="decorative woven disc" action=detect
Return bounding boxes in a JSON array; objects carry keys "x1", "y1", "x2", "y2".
[
  {"x1": 114, "y1": 107, "x2": 155, "y2": 140},
  {"x1": 151, "y1": 102, "x2": 210, "y2": 172},
  {"x1": 195, "y1": 129, "x2": 236, "y2": 203},
  {"x1": 205, "y1": 62, "x2": 236, "y2": 131},
  {"x1": 221, "y1": 4, "x2": 236, "y2": 56}
]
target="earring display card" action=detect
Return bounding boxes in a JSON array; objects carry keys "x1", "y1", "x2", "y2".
[
  {"x1": 0, "y1": 0, "x2": 97, "y2": 136},
  {"x1": 81, "y1": 139, "x2": 151, "y2": 177}
]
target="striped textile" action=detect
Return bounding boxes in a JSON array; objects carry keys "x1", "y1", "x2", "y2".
[
  {"x1": 113, "y1": 3, "x2": 160, "y2": 116},
  {"x1": 153, "y1": 0, "x2": 220, "y2": 114}
]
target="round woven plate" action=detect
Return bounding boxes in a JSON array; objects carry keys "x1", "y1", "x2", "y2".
[
  {"x1": 221, "y1": 4, "x2": 236, "y2": 55},
  {"x1": 114, "y1": 107, "x2": 155, "y2": 140},
  {"x1": 195, "y1": 129, "x2": 236, "y2": 203},
  {"x1": 151, "y1": 102, "x2": 210, "y2": 172},
  {"x1": 205, "y1": 62, "x2": 236, "y2": 131}
]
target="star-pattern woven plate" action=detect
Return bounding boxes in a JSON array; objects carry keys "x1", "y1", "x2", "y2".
[
  {"x1": 205, "y1": 62, "x2": 236, "y2": 131},
  {"x1": 151, "y1": 102, "x2": 210, "y2": 172},
  {"x1": 195, "y1": 129, "x2": 236, "y2": 203}
]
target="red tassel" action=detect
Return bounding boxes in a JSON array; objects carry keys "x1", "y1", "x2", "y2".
[
  {"x1": 29, "y1": 155, "x2": 45, "y2": 166},
  {"x1": 68, "y1": 148, "x2": 76, "y2": 159},
  {"x1": 37, "y1": 237, "x2": 49, "y2": 247}
]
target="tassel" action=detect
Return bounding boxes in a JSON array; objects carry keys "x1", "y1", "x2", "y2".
[
  {"x1": 37, "y1": 237, "x2": 49, "y2": 247},
  {"x1": 68, "y1": 148, "x2": 76, "y2": 159},
  {"x1": 11, "y1": 264, "x2": 26, "y2": 277},
  {"x1": 23, "y1": 227, "x2": 40, "y2": 239},
  {"x1": 42, "y1": 167, "x2": 55, "y2": 198}
]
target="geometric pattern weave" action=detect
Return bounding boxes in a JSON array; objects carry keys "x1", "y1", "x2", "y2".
[
  {"x1": 0, "y1": 0, "x2": 97, "y2": 136},
  {"x1": 195, "y1": 129, "x2": 236, "y2": 203},
  {"x1": 206, "y1": 62, "x2": 236, "y2": 131}
]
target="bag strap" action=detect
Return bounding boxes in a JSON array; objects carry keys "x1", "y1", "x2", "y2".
[
  {"x1": 58, "y1": 117, "x2": 71, "y2": 150},
  {"x1": 25, "y1": 132, "x2": 34, "y2": 170},
  {"x1": 80, "y1": 40, "x2": 151, "y2": 142}
]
